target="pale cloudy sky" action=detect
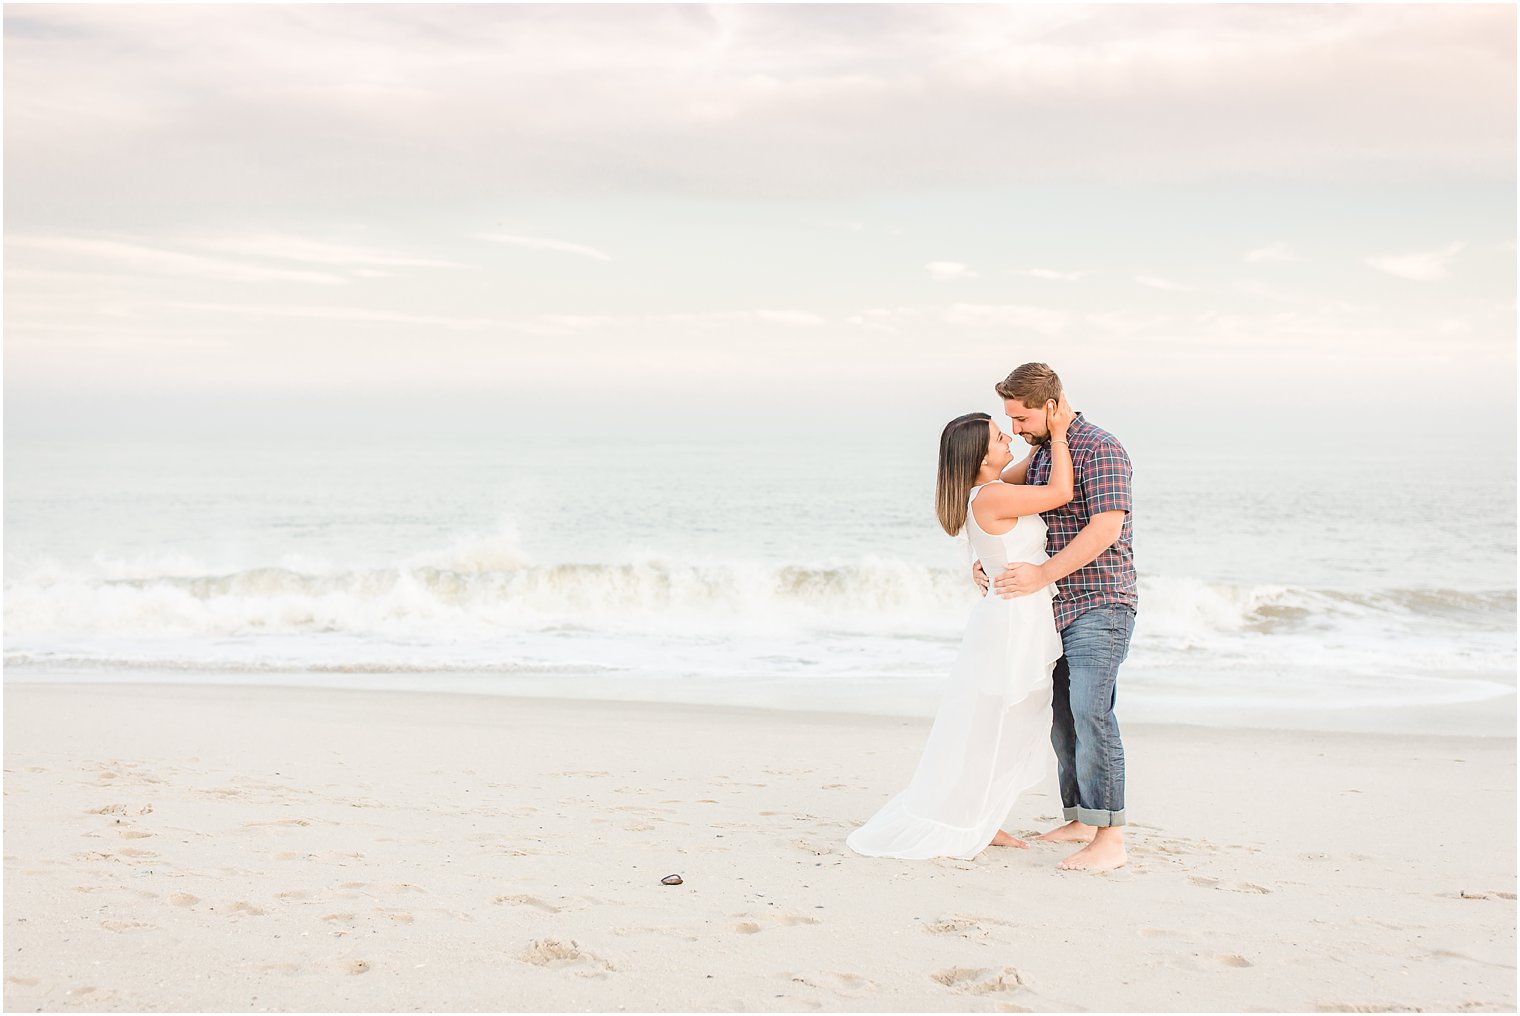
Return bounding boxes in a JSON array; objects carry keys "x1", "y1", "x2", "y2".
[{"x1": 4, "y1": 4, "x2": 1515, "y2": 443}]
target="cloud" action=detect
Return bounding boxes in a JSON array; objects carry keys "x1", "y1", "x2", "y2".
[
  {"x1": 130, "y1": 300, "x2": 507, "y2": 331},
  {"x1": 753, "y1": 310, "x2": 826, "y2": 326},
  {"x1": 197, "y1": 233, "x2": 463, "y2": 270},
  {"x1": 1011, "y1": 268, "x2": 1085, "y2": 281},
  {"x1": 6, "y1": 235, "x2": 348, "y2": 285},
  {"x1": 474, "y1": 233, "x2": 614, "y2": 261},
  {"x1": 1244, "y1": 242, "x2": 1298, "y2": 263},
  {"x1": 4, "y1": 4, "x2": 1511, "y2": 219},
  {"x1": 926, "y1": 261, "x2": 979, "y2": 281},
  {"x1": 224, "y1": 302, "x2": 826, "y2": 333},
  {"x1": 944, "y1": 303, "x2": 1068, "y2": 334},
  {"x1": 1232, "y1": 279, "x2": 1297, "y2": 303},
  {"x1": 846, "y1": 307, "x2": 919, "y2": 332},
  {"x1": 663, "y1": 309, "x2": 826, "y2": 328},
  {"x1": 1085, "y1": 312, "x2": 1168, "y2": 336},
  {"x1": 1365, "y1": 241, "x2": 1466, "y2": 281},
  {"x1": 1134, "y1": 275, "x2": 1195, "y2": 292}
]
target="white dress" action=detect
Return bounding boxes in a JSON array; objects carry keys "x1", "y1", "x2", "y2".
[{"x1": 846, "y1": 483, "x2": 1063, "y2": 860}]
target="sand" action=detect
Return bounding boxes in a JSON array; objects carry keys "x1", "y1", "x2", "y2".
[{"x1": 3, "y1": 681, "x2": 1514, "y2": 1013}]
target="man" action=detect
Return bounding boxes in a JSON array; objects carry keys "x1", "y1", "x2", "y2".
[{"x1": 973, "y1": 362, "x2": 1137, "y2": 873}]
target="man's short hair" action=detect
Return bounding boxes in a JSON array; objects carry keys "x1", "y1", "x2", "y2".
[{"x1": 995, "y1": 362, "x2": 1063, "y2": 408}]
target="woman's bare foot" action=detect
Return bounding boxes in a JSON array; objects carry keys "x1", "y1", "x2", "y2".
[
  {"x1": 1057, "y1": 828, "x2": 1126, "y2": 872},
  {"x1": 1037, "y1": 820, "x2": 1095, "y2": 843},
  {"x1": 988, "y1": 829, "x2": 1030, "y2": 848}
]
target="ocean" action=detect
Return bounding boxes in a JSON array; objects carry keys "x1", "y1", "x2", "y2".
[{"x1": 4, "y1": 432, "x2": 1515, "y2": 735}]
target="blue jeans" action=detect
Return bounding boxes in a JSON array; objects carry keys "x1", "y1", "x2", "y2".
[{"x1": 1051, "y1": 605, "x2": 1135, "y2": 827}]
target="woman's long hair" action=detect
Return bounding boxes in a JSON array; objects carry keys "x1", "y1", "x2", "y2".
[{"x1": 935, "y1": 412, "x2": 992, "y2": 536}]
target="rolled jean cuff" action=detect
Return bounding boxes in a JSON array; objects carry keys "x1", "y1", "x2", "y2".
[{"x1": 1062, "y1": 806, "x2": 1126, "y2": 828}]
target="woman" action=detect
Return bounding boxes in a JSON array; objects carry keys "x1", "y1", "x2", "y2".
[{"x1": 846, "y1": 396, "x2": 1075, "y2": 860}]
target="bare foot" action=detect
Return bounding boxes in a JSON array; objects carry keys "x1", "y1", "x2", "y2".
[
  {"x1": 1057, "y1": 830, "x2": 1126, "y2": 872},
  {"x1": 1037, "y1": 820, "x2": 1095, "y2": 843},
  {"x1": 988, "y1": 829, "x2": 1030, "y2": 849}
]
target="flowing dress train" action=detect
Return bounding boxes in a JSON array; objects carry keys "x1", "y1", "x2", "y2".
[{"x1": 846, "y1": 483, "x2": 1062, "y2": 860}]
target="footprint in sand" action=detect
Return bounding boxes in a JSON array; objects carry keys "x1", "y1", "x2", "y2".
[
  {"x1": 930, "y1": 857, "x2": 980, "y2": 872},
  {"x1": 493, "y1": 895, "x2": 561, "y2": 913},
  {"x1": 1138, "y1": 926, "x2": 1184, "y2": 939},
  {"x1": 226, "y1": 901, "x2": 266, "y2": 917},
  {"x1": 5, "y1": 976, "x2": 40, "y2": 986},
  {"x1": 100, "y1": 919, "x2": 157, "y2": 933},
  {"x1": 734, "y1": 912, "x2": 820, "y2": 934},
  {"x1": 375, "y1": 882, "x2": 427, "y2": 895},
  {"x1": 613, "y1": 804, "x2": 678, "y2": 816},
  {"x1": 931, "y1": 965, "x2": 1025, "y2": 996},
  {"x1": 516, "y1": 938, "x2": 616, "y2": 978},
  {"x1": 86, "y1": 803, "x2": 153, "y2": 816},
  {"x1": 243, "y1": 818, "x2": 315, "y2": 828},
  {"x1": 1220, "y1": 882, "x2": 1273, "y2": 894},
  {"x1": 1218, "y1": 954, "x2": 1253, "y2": 967},
  {"x1": 170, "y1": 893, "x2": 200, "y2": 908},
  {"x1": 610, "y1": 925, "x2": 699, "y2": 942},
  {"x1": 922, "y1": 914, "x2": 1006, "y2": 939},
  {"x1": 1451, "y1": 890, "x2": 1517, "y2": 901},
  {"x1": 802, "y1": 973, "x2": 875, "y2": 997},
  {"x1": 118, "y1": 830, "x2": 154, "y2": 839},
  {"x1": 345, "y1": 960, "x2": 371, "y2": 975}
]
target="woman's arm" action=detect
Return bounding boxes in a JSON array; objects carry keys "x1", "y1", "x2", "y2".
[
  {"x1": 976, "y1": 395, "x2": 1075, "y2": 524},
  {"x1": 977, "y1": 442, "x2": 1071, "y2": 518},
  {"x1": 997, "y1": 448, "x2": 1038, "y2": 485}
]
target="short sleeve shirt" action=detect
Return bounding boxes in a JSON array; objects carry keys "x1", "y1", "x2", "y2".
[{"x1": 1025, "y1": 412, "x2": 1137, "y2": 630}]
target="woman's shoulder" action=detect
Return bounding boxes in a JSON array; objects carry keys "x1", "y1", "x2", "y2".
[{"x1": 971, "y1": 479, "x2": 1026, "y2": 507}]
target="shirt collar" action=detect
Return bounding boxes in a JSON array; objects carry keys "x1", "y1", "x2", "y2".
[{"x1": 1040, "y1": 411, "x2": 1086, "y2": 451}]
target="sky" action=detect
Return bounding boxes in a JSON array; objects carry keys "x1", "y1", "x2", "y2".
[{"x1": 4, "y1": 4, "x2": 1515, "y2": 447}]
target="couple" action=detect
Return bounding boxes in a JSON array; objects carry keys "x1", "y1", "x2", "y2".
[{"x1": 845, "y1": 362, "x2": 1136, "y2": 873}]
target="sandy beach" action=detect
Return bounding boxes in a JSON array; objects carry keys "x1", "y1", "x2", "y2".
[{"x1": 3, "y1": 681, "x2": 1514, "y2": 1013}]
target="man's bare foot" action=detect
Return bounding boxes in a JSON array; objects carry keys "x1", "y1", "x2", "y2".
[
  {"x1": 988, "y1": 829, "x2": 1030, "y2": 849},
  {"x1": 1057, "y1": 829, "x2": 1126, "y2": 872},
  {"x1": 1037, "y1": 820, "x2": 1095, "y2": 843}
]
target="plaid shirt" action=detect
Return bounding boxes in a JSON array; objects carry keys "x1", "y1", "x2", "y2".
[{"x1": 1025, "y1": 412, "x2": 1137, "y2": 631}]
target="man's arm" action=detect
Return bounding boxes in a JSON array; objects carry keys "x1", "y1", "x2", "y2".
[{"x1": 992, "y1": 510, "x2": 1125, "y2": 598}]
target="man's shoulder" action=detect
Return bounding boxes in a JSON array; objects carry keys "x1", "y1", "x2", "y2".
[{"x1": 1073, "y1": 417, "x2": 1128, "y2": 454}]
